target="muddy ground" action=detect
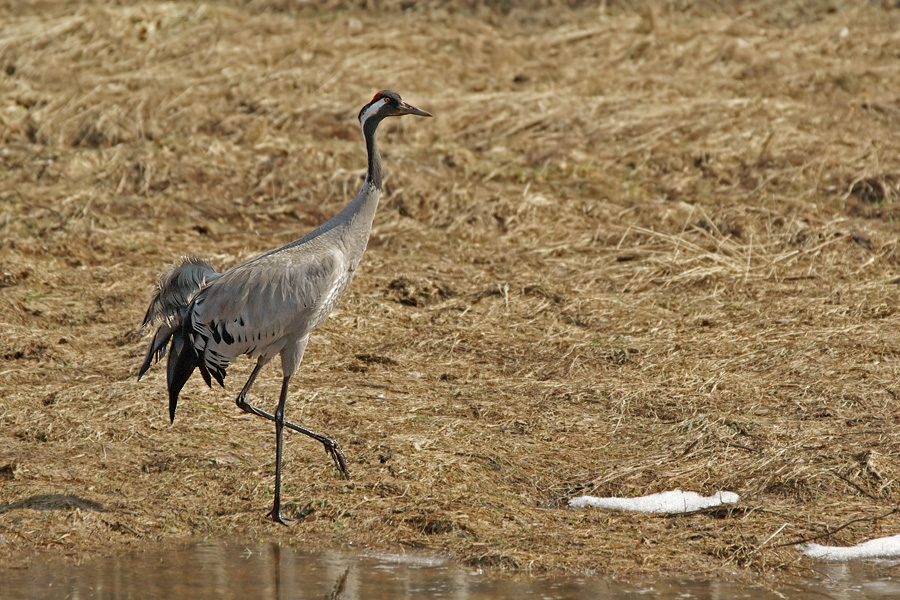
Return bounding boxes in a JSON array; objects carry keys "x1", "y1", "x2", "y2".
[{"x1": 3, "y1": 0, "x2": 900, "y2": 582}]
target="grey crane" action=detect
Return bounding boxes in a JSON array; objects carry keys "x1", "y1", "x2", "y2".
[{"x1": 138, "y1": 91, "x2": 431, "y2": 524}]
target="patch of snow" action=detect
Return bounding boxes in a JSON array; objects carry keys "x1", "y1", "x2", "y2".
[
  {"x1": 568, "y1": 489, "x2": 739, "y2": 514},
  {"x1": 802, "y1": 534, "x2": 900, "y2": 561}
]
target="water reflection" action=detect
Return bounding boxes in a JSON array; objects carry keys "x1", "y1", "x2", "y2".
[{"x1": 4, "y1": 541, "x2": 900, "y2": 599}]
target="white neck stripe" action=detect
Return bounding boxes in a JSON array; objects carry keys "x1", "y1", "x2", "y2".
[{"x1": 359, "y1": 101, "x2": 383, "y2": 130}]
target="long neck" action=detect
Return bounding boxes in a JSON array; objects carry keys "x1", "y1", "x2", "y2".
[
  {"x1": 329, "y1": 116, "x2": 383, "y2": 258},
  {"x1": 363, "y1": 116, "x2": 383, "y2": 190},
  {"x1": 254, "y1": 115, "x2": 385, "y2": 261}
]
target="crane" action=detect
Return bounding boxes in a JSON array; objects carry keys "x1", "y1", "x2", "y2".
[{"x1": 138, "y1": 91, "x2": 432, "y2": 524}]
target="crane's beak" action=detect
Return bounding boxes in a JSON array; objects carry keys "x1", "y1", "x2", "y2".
[{"x1": 398, "y1": 101, "x2": 432, "y2": 117}]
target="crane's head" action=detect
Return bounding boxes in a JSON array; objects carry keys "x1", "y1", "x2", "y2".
[{"x1": 358, "y1": 90, "x2": 432, "y2": 130}]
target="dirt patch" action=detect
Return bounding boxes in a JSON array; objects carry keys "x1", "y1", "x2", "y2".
[{"x1": 2, "y1": 0, "x2": 900, "y2": 582}]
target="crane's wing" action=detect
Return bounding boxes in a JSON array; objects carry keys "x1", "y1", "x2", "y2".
[{"x1": 183, "y1": 249, "x2": 346, "y2": 386}]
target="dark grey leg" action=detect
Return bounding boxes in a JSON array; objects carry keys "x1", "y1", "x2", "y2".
[
  {"x1": 235, "y1": 365, "x2": 348, "y2": 479},
  {"x1": 269, "y1": 375, "x2": 291, "y2": 526}
]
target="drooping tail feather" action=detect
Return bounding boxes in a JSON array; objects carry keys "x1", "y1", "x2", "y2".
[
  {"x1": 167, "y1": 326, "x2": 198, "y2": 423},
  {"x1": 138, "y1": 257, "x2": 220, "y2": 421},
  {"x1": 165, "y1": 324, "x2": 186, "y2": 390},
  {"x1": 139, "y1": 257, "x2": 220, "y2": 334},
  {"x1": 138, "y1": 321, "x2": 178, "y2": 381}
]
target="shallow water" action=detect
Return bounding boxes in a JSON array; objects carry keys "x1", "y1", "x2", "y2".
[{"x1": 4, "y1": 541, "x2": 900, "y2": 599}]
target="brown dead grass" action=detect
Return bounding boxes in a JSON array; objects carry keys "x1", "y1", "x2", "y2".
[{"x1": 3, "y1": 0, "x2": 900, "y2": 582}]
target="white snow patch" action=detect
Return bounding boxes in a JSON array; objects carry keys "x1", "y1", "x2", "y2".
[
  {"x1": 802, "y1": 534, "x2": 900, "y2": 561},
  {"x1": 568, "y1": 489, "x2": 739, "y2": 514}
]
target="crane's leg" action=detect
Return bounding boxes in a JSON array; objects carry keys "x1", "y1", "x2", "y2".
[
  {"x1": 266, "y1": 374, "x2": 348, "y2": 525},
  {"x1": 269, "y1": 374, "x2": 292, "y2": 525},
  {"x1": 235, "y1": 363, "x2": 349, "y2": 478},
  {"x1": 235, "y1": 361, "x2": 266, "y2": 409}
]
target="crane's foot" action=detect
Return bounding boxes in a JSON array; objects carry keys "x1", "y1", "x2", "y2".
[
  {"x1": 268, "y1": 506, "x2": 295, "y2": 527},
  {"x1": 323, "y1": 438, "x2": 349, "y2": 478}
]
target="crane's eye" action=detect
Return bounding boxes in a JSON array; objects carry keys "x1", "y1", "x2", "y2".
[{"x1": 383, "y1": 97, "x2": 390, "y2": 103}]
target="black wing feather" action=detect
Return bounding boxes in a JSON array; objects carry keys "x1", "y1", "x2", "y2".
[{"x1": 167, "y1": 324, "x2": 199, "y2": 423}]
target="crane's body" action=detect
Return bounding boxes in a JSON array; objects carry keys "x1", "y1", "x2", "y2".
[{"x1": 138, "y1": 91, "x2": 431, "y2": 524}]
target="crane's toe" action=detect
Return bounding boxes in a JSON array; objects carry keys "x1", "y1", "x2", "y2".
[
  {"x1": 324, "y1": 439, "x2": 349, "y2": 478},
  {"x1": 268, "y1": 506, "x2": 295, "y2": 526}
]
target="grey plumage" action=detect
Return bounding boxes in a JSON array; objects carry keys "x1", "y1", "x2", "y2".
[
  {"x1": 138, "y1": 257, "x2": 220, "y2": 392},
  {"x1": 138, "y1": 90, "x2": 431, "y2": 524}
]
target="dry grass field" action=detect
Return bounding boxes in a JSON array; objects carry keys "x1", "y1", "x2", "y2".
[{"x1": 3, "y1": 0, "x2": 900, "y2": 581}]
